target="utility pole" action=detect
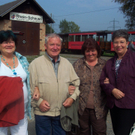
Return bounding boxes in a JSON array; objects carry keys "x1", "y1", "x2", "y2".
[
  {"x1": 107, "y1": 18, "x2": 121, "y2": 30},
  {"x1": 111, "y1": 18, "x2": 118, "y2": 30}
]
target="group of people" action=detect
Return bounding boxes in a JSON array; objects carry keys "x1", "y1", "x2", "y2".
[{"x1": 0, "y1": 29, "x2": 135, "y2": 135}]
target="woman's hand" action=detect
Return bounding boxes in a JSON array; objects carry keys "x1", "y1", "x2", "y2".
[
  {"x1": 112, "y1": 88, "x2": 125, "y2": 99},
  {"x1": 104, "y1": 78, "x2": 110, "y2": 84},
  {"x1": 63, "y1": 98, "x2": 74, "y2": 107},
  {"x1": 68, "y1": 85, "x2": 76, "y2": 95},
  {"x1": 39, "y1": 100, "x2": 50, "y2": 112},
  {"x1": 33, "y1": 87, "x2": 40, "y2": 100}
]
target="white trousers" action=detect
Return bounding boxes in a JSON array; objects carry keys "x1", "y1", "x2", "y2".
[{"x1": 0, "y1": 114, "x2": 28, "y2": 135}]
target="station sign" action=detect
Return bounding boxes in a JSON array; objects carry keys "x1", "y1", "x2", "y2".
[{"x1": 10, "y1": 12, "x2": 43, "y2": 23}]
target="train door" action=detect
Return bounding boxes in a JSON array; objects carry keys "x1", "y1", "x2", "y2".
[
  {"x1": 60, "y1": 34, "x2": 68, "y2": 53},
  {"x1": 96, "y1": 32, "x2": 112, "y2": 53}
]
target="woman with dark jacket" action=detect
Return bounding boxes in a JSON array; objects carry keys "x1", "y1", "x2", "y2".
[{"x1": 100, "y1": 29, "x2": 135, "y2": 135}]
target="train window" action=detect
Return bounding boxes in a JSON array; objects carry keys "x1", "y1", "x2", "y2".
[
  {"x1": 129, "y1": 34, "x2": 135, "y2": 42},
  {"x1": 100, "y1": 36, "x2": 104, "y2": 41},
  {"x1": 82, "y1": 35, "x2": 87, "y2": 41},
  {"x1": 69, "y1": 35, "x2": 74, "y2": 41},
  {"x1": 104, "y1": 36, "x2": 107, "y2": 41},
  {"x1": 75, "y1": 35, "x2": 81, "y2": 41},
  {"x1": 88, "y1": 35, "x2": 95, "y2": 40},
  {"x1": 93, "y1": 35, "x2": 97, "y2": 40},
  {"x1": 63, "y1": 36, "x2": 68, "y2": 42},
  {"x1": 95, "y1": 36, "x2": 98, "y2": 41},
  {"x1": 107, "y1": 34, "x2": 112, "y2": 42},
  {"x1": 89, "y1": 35, "x2": 92, "y2": 39}
]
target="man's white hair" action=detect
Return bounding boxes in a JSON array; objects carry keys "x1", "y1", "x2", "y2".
[{"x1": 45, "y1": 33, "x2": 63, "y2": 44}]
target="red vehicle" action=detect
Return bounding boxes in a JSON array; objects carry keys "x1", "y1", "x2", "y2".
[
  {"x1": 59, "y1": 31, "x2": 112, "y2": 54},
  {"x1": 68, "y1": 32, "x2": 96, "y2": 50},
  {"x1": 58, "y1": 30, "x2": 135, "y2": 54}
]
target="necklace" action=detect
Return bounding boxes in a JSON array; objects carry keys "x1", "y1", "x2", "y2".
[{"x1": 1, "y1": 55, "x2": 17, "y2": 76}]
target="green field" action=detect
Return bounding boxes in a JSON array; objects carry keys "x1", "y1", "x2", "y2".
[
  {"x1": 26, "y1": 55, "x2": 39, "y2": 63},
  {"x1": 102, "y1": 52, "x2": 115, "y2": 57}
]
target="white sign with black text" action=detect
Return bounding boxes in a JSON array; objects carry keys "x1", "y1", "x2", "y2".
[{"x1": 10, "y1": 12, "x2": 43, "y2": 23}]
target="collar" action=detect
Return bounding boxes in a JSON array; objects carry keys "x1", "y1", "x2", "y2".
[
  {"x1": 14, "y1": 51, "x2": 23, "y2": 59},
  {"x1": 82, "y1": 57, "x2": 105, "y2": 66},
  {"x1": 113, "y1": 48, "x2": 130, "y2": 63},
  {"x1": 45, "y1": 51, "x2": 60, "y2": 63},
  {"x1": 111, "y1": 49, "x2": 131, "y2": 71}
]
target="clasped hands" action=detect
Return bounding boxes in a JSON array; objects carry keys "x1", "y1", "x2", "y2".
[
  {"x1": 32, "y1": 85, "x2": 76, "y2": 112},
  {"x1": 104, "y1": 78, "x2": 125, "y2": 99},
  {"x1": 63, "y1": 85, "x2": 75, "y2": 107}
]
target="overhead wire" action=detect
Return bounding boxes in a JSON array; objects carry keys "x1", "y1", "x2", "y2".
[{"x1": 55, "y1": 7, "x2": 119, "y2": 17}]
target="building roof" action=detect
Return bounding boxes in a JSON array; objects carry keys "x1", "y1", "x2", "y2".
[{"x1": 0, "y1": 0, "x2": 54, "y2": 23}]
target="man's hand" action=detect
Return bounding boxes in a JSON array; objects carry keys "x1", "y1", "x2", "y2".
[
  {"x1": 104, "y1": 78, "x2": 110, "y2": 84},
  {"x1": 39, "y1": 100, "x2": 50, "y2": 112},
  {"x1": 68, "y1": 85, "x2": 76, "y2": 95},
  {"x1": 112, "y1": 88, "x2": 125, "y2": 99},
  {"x1": 33, "y1": 87, "x2": 40, "y2": 100},
  {"x1": 63, "y1": 98, "x2": 74, "y2": 107}
]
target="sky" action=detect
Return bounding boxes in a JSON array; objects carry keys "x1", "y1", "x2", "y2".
[{"x1": 0, "y1": 0, "x2": 126, "y2": 33}]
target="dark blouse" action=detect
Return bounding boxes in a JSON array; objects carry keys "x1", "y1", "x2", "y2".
[{"x1": 73, "y1": 57, "x2": 107, "y2": 119}]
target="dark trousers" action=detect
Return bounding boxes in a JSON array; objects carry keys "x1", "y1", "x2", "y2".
[
  {"x1": 79, "y1": 108, "x2": 107, "y2": 135},
  {"x1": 110, "y1": 106, "x2": 135, "y2": 135},
  {"x1": 35, "y1": 115, "x2": 66, "y2": 135}
]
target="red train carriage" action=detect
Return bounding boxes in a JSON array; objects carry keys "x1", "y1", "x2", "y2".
[
  {"x1": 68, "y1": 32, "x2": 96, "y2": 50},
  {"x1": 58, "y1": 30, "x2": 135, "y2": 54},
  {"x1": 59, "y1": 32, "x2": 96, "y2": 53},
  {"x1": 59, "y1": 31, "x2": 112, "y2": 54}
]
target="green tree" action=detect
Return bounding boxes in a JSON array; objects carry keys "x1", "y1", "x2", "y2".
[
  {"x1": 59, "y1": 19, "x2": 80, "y2": 33},
  {"x1": 46, "y1": 24, "x2": 54, "y2": 34},
  {"x1": 113, "y1": 0, "x2": 135, "y2": 29}
]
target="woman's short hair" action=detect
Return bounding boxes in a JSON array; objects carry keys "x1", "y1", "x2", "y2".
[
  {"x1": 112, "y1": 29, "x2": 129, "y2": 42},
  {"x1": 81, "y1": 38, "x2": 101, "y2": 58},
  {"x1": 0, "y1": 30, "x2": 17, "y2": 44}
]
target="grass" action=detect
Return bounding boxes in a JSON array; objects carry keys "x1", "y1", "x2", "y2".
[
  {"x1": 102, "y1": 51, "x2": 115, "y2": 57},
  {"x1": 26, "y1": 55, "x2": 39, "y2": 63},
  {"x1": 26, "y1": 51, "x2": 44, "y2": 63}
]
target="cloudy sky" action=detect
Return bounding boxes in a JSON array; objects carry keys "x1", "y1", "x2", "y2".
[{"x1": 0, "y1": 0, "x2": 126, "y2": 33}]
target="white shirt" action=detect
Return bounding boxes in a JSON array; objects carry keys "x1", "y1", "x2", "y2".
[{"x1": 0, "y1": 60, "x2": 28, "y2": 112}]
